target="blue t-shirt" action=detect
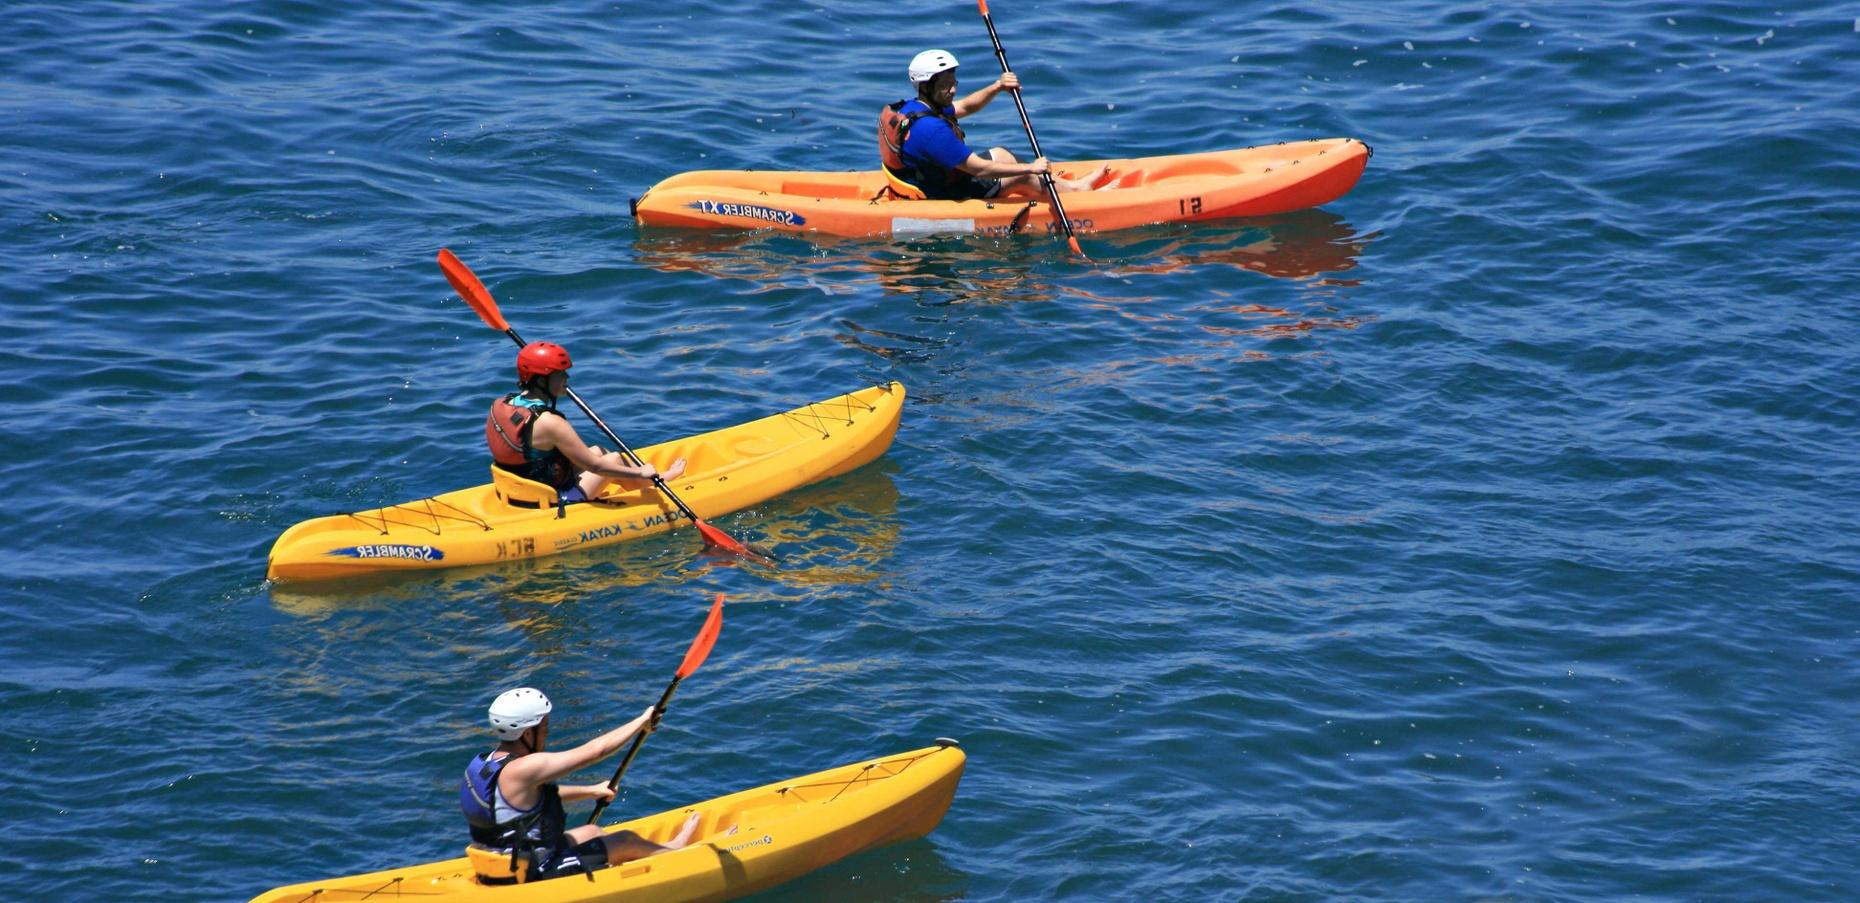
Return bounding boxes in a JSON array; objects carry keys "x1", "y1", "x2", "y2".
[{"x1": 897, "y1": 100, "x2": 974, "y2": 174}]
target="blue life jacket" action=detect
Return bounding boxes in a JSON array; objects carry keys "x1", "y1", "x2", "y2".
[{"x1": 459, "y1": 751, "x2": 567, "y2": 851}]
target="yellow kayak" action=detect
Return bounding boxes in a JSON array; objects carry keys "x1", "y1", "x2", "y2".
[
  {"x1": 251, "y1": 741, "x2": 966, "y2": 903},
  {"x1": 266, "y1": 383, "x2": 904, "y2": 583}
]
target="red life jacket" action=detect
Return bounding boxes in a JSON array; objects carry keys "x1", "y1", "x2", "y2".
[
  {"x1": 878, "y1": 100, "x2": 965, "y2": 198},
  {"x1": 485, "y1": 394, "x2": 577, "y2": 490}
]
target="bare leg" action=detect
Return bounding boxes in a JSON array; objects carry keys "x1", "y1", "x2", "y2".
[
  {"x1": 985, "y1": 148, "x2": 1045, "y2": 199},
  {"x1": 597, "y1": 812, "x2": 703, "y2": 866},
  {"x1": 598, "y1": 830, "x2": 665, "y2": 865},
  {"x1": 576, "y1": 468, "x2": 610, "y2": 500},
  {"x1": 598, "y1": 830, "x2": 667, "y2": 865},
  {"x1": 1055, "y1": 163, "x2": 1112, "y2": 192},
  {"x1": 577, "y1": 453, "x2": 689, "y2": 499},
  {"x1": 583, "y1": 449, "x2": 641, "y2": 496},
  {"x1": 992, "y1": 147, "x2": 1112, "y2": 197},
  {"x1": 666, "y1": 811, "x2": 702, "y2": 848}
]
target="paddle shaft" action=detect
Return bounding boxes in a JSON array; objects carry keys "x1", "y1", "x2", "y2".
[
  {"x1": 584, "y1": 675, "x2": 682, "y2": 826},
  {"x1": 978, "y1": 3, "x2": 1083, "y2": 253},
  {"x1": 439, "y1": 248, "x2": 760, "y2": 558},
  {"x1": 496, "y1": 326, "x2": 705, "y2": 528}
]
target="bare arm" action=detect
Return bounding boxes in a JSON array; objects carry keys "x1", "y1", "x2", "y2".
[
  {"x1": 498, "y1": 706, "x2": 657, "y2": 806},
  {"x1": 532, "y1": 414, "x2": 665, "y2": 482},
  {"x1": 959, "y1": 153, "x2": 1050, "y2": 180},
  {"x1": 953, "y1": 72, "x2": 1019, "y2": 118},
  {"x1": 558, "y1": 783, "x2": 619, "y2": 804}
]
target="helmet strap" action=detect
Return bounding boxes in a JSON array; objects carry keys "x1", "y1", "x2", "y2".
[{"x1": 522, "y1": 378, "x2": 559, "y2": 406}]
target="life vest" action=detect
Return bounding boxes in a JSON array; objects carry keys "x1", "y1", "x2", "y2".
[
  {"x1": 486, "y1": 393, "x2": 577, "y2": 490},
  {"x1": 460, "y1": 751, "x2": 569, "y2": 882},
  {"x1": 878, "y1": 99, "x2": 966, "y2": 199}
]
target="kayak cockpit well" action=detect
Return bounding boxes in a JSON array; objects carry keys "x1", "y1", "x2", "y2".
[{"x1": 1115, "y1": 157, "x2": 1243, "y2": 188}]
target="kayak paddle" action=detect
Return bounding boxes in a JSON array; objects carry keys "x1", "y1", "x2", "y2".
[
  {"x1": 586, "y1": 592, "x2": 725, "y2": 825},
  {"x1": 977, "y1": 0, "x2": 1087, "y2": 258},
  {"x1": 436, "y1": 248, "x2": 767, "y2": 562}
]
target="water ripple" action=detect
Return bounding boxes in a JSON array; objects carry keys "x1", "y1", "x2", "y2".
[{"x1": 5, "y1": 0, "x2": 1860, "y2": 899}]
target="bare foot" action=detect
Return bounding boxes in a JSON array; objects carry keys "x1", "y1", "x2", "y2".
[
  {"x1": 1051, "y1": 164, "x2": 1112, "y2": 193},
  {"x1": 666, "y1": 811, "x2": 702, "y2": 849},
  {"x1": 1102, "y1": 170, "x2": 1137, "y2": 190},
  {"x1": 1084, "y1": 163, "x2": 1114, "y2": 188}
]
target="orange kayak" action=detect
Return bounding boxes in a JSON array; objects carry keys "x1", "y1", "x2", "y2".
[{"x1": 631, "y1": 138, "x2": 1368, "y2": 239}]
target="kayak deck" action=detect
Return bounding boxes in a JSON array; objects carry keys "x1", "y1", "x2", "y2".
[
  {"x1": 633, "y1": 138, "x2": 1369, "y2": 238},
  {"x1": 250, "y1": 741, "x2": 966, "y2": 903},
  {"x1": 265, "y1": 383, "x2": 904, "y2": 583}
]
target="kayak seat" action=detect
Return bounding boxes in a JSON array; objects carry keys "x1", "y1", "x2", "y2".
[
  {"x1": 489, "y1": 465, "x2": 562, "y2": 512},
  {"x1": 465, "y1": 844, "x2": 528, "y2": 885},
  {"x1": 878, "y1": 165, "x2": 928, "y2": 201}
]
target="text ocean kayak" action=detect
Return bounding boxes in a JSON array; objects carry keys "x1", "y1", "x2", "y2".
[
  {"x1": 266, "y1": 383, "x2": 904, "y2": 583},
  {"x1": 632, "y1": 138, "x2": 1368, "y2": 238},
  {"x1": 251, "y1": 740, "x2": 966, "y2": 903}
]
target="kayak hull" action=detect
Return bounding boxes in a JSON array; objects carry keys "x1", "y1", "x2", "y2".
[
  {"x1": 250, "y1": 741, "x2": 967, "y2": 903},
  {"x1": 632, "y1": 139, "x2": 1368, "y2": 238},
  {"x1": 265, "y1": 383, "x2": 904, "y2": 583}
]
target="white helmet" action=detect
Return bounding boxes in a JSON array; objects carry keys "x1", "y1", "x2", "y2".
[
  {"x1": 909, "y1": 49, "x2": 959, "y2": 84},
  {"x1": 487, "y1": 687, "x2": 552, "y2": 739}
]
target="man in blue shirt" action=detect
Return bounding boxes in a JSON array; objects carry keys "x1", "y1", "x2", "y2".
[{"x1": 880, "y1": 49, "x2": 1108, "y2": 201}]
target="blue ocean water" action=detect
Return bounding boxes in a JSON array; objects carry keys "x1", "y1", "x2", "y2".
[{"x1": 4, "y1": 0, "x2": 1859, "y2": 899}]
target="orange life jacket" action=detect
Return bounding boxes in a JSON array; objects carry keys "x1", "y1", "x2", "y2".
[
  {"x1": 877, "y1": 100, "x2": 965, "y2": 199},
  {"x1": 485, "y1": 394, "x2": 577, "y2": 490}
]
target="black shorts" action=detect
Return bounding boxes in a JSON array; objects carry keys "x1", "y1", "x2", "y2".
[
  {"x1": 925, "y1": 149, "x2": 1004, "y2": 201},
  {"x1": 531, "y1": 835, "x2": 609, "y2": 881}
]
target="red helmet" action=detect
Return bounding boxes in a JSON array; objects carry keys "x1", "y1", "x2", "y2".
[{"x1": 516, "y1": 341, "x2": 572, "y2": 384}]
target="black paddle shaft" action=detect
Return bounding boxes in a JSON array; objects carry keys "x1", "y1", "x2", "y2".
[
  {"x1": 979, "y1": 9, "x2": 1080, "y2": 244},
  {"x1": 500, "y1": 327, "x2": 703, "y2": 526},
  {"x1": 585, "y1": 676, "x2": 681, "y2": 826}
]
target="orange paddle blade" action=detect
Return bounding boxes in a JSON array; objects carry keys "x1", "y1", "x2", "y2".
[
  {"x1": 693, "y1": 517, "x2": 755, "y2": 557},
  {"x1": 676, "y1": 594, "x2": 724, "y2": 678},
  {"x1": 437, "y1": 248, "x2": 510, "y2": 332},
  {"x1": 977, "y1": 0, "x2": 990, "y2": 15},
  {"x1": 1067, "y1": 236, "x2": 1087, "y2": 259}
]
